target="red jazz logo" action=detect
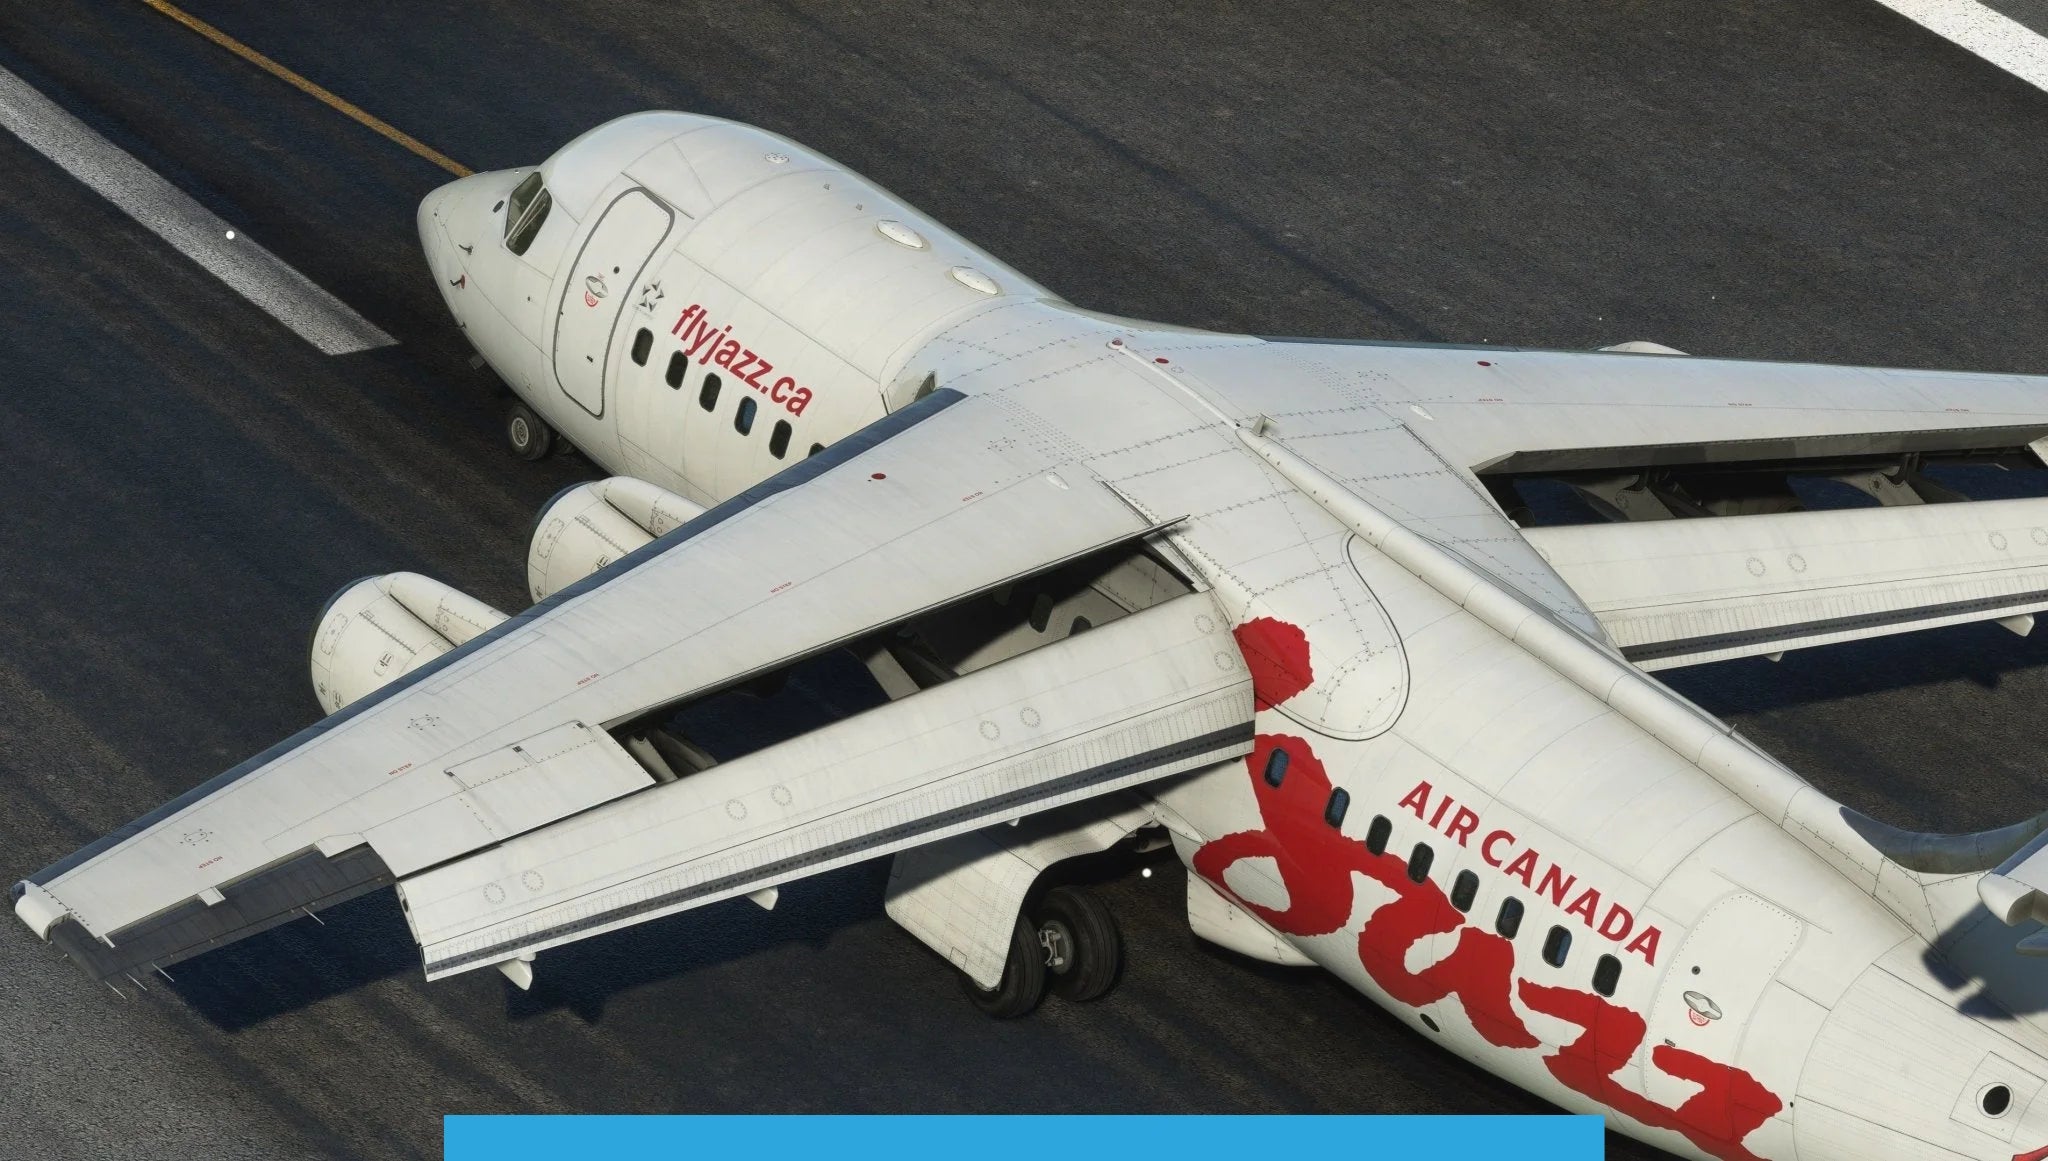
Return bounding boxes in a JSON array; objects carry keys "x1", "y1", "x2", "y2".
[{"x1": 1197, "y1": 617, "x2": 1783, "y2": 1161}]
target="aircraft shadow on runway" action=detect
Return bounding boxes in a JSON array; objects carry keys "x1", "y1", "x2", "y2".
[
  {"x1": 1667, "y1": 622, "x2": 2048, "y2": 713},
  {"x1": 164, "y1": 861, "x2": 893, "y2": 1030}
]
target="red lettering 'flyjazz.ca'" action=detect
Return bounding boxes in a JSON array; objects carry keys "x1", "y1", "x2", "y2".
[
  {"x1": 1397, "y1": 780, "x2": 1665, "y2": 966},
  {"x1": 670, "y1": 304, "x2": 814, "y2": 417}
]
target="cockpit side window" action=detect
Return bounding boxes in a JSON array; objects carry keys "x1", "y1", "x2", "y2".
[
  {"x1": 504, "y1": 172, "x2": 552, "y2": 256},
  {"x1": 505, "y1": 172, "x2": 541, "y2": 230}
]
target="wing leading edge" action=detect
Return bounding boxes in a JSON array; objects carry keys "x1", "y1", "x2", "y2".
[{"x1": 1243, "y1": 340, "x2": 2048, "y2": 667}]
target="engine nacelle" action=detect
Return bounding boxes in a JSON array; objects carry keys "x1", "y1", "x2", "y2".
[
  {"x1": 527, "y1": 476, "x2": 705, "y2": 602},
  {"x1": 308, "y1": 572, "x2": 508, "y2": 713}
]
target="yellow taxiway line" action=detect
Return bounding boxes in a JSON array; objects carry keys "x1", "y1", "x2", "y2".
[{"x1": 136, "y1": 0, "x2": 472, "y2": 177}]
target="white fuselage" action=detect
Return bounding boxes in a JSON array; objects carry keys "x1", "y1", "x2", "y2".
[{"x1": 418, "y1": 112, "x2": 2048, "y2": 1161}]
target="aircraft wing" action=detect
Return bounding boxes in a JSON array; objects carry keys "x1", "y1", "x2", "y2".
[
  {"x1": 1244, "y1": 341, "x2": 2048, "y2": 666},
  {"x1": 12, "y1": 388, "x2": 1253, "y2": 983},
  {"x1": 1524, "y1": 497, "x2": 2048, "y2": 669},
  {"x1": 1260, "y1": 339, "x2": 2048, "y2": 479}
]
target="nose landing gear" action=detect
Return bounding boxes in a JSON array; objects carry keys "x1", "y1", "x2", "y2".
[
  {"x1": 505, "y1": 400, "x2": 555, "y2": 461},
  {"x1": 960, "y1": 886, "x2": 1124, "y2": 1018}
]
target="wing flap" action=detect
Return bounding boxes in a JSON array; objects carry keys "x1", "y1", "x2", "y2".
[
  {"x1": 397, "y1": 592, "x2": 1251, "y2": 980},
  {"x1": 1526, "y1": 496, "x2": 2048, "y2": 668}
]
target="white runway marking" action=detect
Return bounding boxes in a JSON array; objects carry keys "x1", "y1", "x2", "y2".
[
  {"x1": 0, "y1": 66, "x2": 394, "y2": 355},
  {"x1": 1871, "y1": 0, "x2": 2048, "y2": 93}
]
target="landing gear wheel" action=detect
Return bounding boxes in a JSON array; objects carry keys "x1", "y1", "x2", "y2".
[
  {"x1": 1036, "y1": 886, "x2": 1122, "y2": 1003},
  {"x1": 505, "y1": 401, "x2": 554, "y2": 461},
  {"x1": 960, "y1": 915, "x2": 1046, "y2": 1018}
]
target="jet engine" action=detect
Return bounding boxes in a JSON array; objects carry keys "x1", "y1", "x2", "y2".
[
  {"x1": 308, "y1": 572, "x2": 508, "y2": 713},
  {"x1": 527, "y1": 476, "x2": 705, "y2": 602}
]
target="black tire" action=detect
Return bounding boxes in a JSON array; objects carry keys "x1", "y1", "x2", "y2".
[
  {"x1": 505, "y1": 401, "x2": 554, "y2": 461},
  {"x1": 961, "y1": 915, "x2": 1046, "y2": 1018},
  {"x1": 1037, "y1": 886, "x2": 1122, "y2": 1003}
]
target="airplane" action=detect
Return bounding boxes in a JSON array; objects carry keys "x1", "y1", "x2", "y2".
[{"x1": 19, "y1": 110, "x2": 2048, "y2": 1161}]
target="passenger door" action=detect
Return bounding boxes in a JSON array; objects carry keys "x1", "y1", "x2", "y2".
[{"x1": 552, "y1": 189, "x2": 673, "y2": 418}]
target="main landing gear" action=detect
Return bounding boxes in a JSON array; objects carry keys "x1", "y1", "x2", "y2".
[
  {"x1": 962, "y1": 886, "x2": 1123, "y2": 1018},
  {"x1": 505, "y1": 400, "x2": 555, "y2": 461}
]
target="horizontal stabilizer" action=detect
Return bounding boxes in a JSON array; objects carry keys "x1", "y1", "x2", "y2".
[
  {"x1": 1525, "y1": 496, "x2": 2048, "y2": 668},
  {"x1": 399, "y1": 592, "x2": 1252, "y2": 981}
]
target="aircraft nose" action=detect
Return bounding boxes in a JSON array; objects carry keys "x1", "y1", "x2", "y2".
[
  {"x1": 417, "y1": 180, "x2": 456, "y2": 258},
  {"x1": 1795, "y1": 950, "x2": 2048, "y2": 1160}
]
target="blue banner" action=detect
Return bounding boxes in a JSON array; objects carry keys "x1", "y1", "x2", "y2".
[{"x1": 446, "y1": 1114, "x2": 1604, "y2": 1160}]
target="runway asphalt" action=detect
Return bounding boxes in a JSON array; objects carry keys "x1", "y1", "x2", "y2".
[{"x1": 0, "y1": 1, "x2": 2044, "y2": 1157}]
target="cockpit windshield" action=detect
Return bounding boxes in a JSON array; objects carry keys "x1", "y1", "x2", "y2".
[{"x1": 504, "y1": 171, "x2": 552, "y2": 256}]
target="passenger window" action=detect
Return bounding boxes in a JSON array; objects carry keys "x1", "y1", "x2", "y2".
[
  {"x1": 1262, "y1": 747, "x2": 1289, "y2": 788},
  {"x1": 1451, "y1": 870, "x2": 1478, "y2": 912},
  {"x1": 1592, "y1": 954, "x2": 1622, "y2": 998},
  {"x1": 666, "y1": 351, "x2": 687, "y2": 389},
  {"x1": 769, "y1": 420, "x2": 792, "y2": 459},
  {"x1": 630, "y1": 328, "x2": 653, "y2": 366},
  {"x1": 1407, "y1": 843, "x2": 1434, "y2": 883},
  {"x1": 734, "y1": 396, "x2": 758, "y2": 435},
  {"x1": 1365, "y1": 815, "x2": 1391, "y2": 856},
  {"x1": 504, "y1": 172, "x2": 551, "y2": 256},
  {"x1": 698, "y1": 372, "x2": 721, "y2": 411},
  {"x1": 1496, "y1": 897, "x2": 1524, "y2": 939},
  {"x1": 1542, "y1": 925, "x2": 1571, "y2": 968},
  {"x1": 808, "y1": 442, "x2": 825, "y2": 458},
  {"x1": 1324, "y1": 787, "x2": 1349, "y2": 828}
]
